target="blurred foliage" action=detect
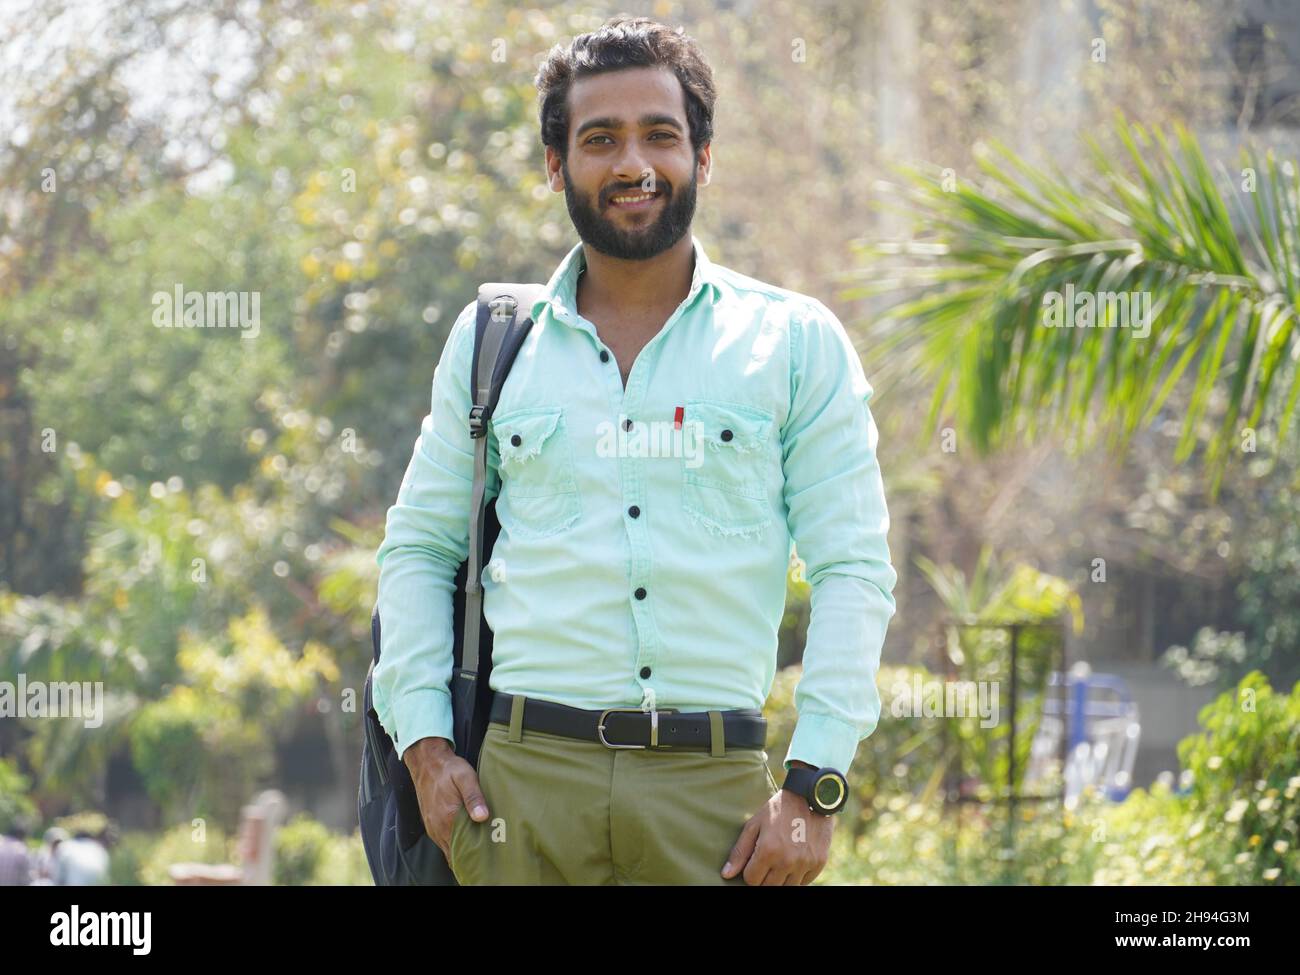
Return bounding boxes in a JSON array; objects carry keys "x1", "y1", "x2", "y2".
[
  {"x1": 0, "y1": 0, "x2": 1293, "y2": 886},
  {"x1": 129, "y1": 608, "x2": 337, "y2": 824},
  {"x1": 820, "y1": 670, "x2": 1299, "y2": 884},
  {"x1": 856, "y1": 115, "x2": 1300, "y2": 499},
  {"x1": 107, "y1": 831, "x2": 155, "y2": 886},
  {"x1": 1176, "y1": 670, "x2": 1300, "y2": 882},
  {"x1": 52, "y1": 809, "x2": 113, "y2": 839},
  {"x1": 273, "y1": 813, "x2": 371, "y2": 885},
  {"x1": 1159, "y1": 440, "x2": 1300, "y2": 691},
  {"x1": 273, "y1": 813, "x2": 333, "y2": 887},
  {"x1": 1162, "y1": 626, "x2": 1250, "y2": 688},
  {"x1": 915, "y1": 548, "x2": 1080, "y2": 797},
  {"x1": 108, "y1": 813, "x2": 370, "y2": 885},
  {"x1": 134, "y1": 821, "x2": 233, "y2": 887},
  {"x1": 1236, "y1": 481, "x2": 1300, "y2": 686},
  {"x1": 0, "y1": 758, "x2": 40, "y2": 835}
]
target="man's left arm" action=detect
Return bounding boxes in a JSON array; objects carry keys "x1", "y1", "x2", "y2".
[{"x1": 780, "y1": 297, "x2": 898, "y2": 776}]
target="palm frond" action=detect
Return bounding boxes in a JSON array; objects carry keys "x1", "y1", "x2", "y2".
[{"x1": 852, "y1": 116, "x2": 1300, "y2": 498}]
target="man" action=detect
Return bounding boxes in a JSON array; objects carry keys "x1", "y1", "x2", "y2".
[
  {"x1": 53, "y1": 829, "x2": 110, "y2": 886},
  {"x1": 33, "y1": 826, "x2": 67, "y2": 884},
  {"x1": 0, "y1": 822, "x2": 32, "y2": 886},
  {"x1": 374, "y1": 15, "x2": 896, "y2": 885}
]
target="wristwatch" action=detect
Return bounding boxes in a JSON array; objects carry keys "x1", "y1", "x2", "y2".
[{"x1": 781, "y1": 766, "x2": 849, "y2": 815}]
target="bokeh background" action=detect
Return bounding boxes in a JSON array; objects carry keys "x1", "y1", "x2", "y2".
[{"x1": 1, "y1": 0, "x2": 1298, "y2": 885}]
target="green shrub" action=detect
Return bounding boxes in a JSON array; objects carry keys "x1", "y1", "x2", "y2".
[
  {"x1": 108, "y1": 831, "x2": 157, "y2": 886},
  {"x1": 274, "y1": 814, "x2": 372, "y2": 885},
  {"x1": 0, "y1": 758, "x2": 38, "y2": 835},
  {"x1": 137, "y1": 822, "x2": 233, "y2": 886},
  {"x1": 1174, "y1": 670, "x2": 1300, "y2": 883},
  {"x1": 274, "y1": 814, "x2": 332, "y2": 886},
  {"x1": 310, "y1": 828, "x2": 373, "y2": 886}
]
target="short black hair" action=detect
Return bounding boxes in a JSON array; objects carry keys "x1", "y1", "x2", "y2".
[{"x1": 534, "y1": 16, "x2": 717, "y2": 160}]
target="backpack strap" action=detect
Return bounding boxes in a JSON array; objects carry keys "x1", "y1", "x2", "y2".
[{"x1": 462, "y1": 282, "x2": 547, "y2": 679}]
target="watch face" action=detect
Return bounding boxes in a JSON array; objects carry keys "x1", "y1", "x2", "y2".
[{"x1": 813, "y1": 772, "x2": 846, "y2": 811}]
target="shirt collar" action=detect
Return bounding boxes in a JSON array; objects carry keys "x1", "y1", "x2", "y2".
[{"x1": 531, "y1": 234, "x2": 719, "y2": 325}]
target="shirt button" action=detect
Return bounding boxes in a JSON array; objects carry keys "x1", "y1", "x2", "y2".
[
  {"x1": 599, "y1": 349, "x2": 610, "y2": 362},
  {"x1": 634, "y1": 587, "x2": 647, "y2": 600},
  {"x1": 510, "y1": 434, "x2": 522, "y2": 446},
  {"x1": 720, "y1": 428, "x2": 733, "y2": 442},
  {"x1": 623, "y1": 417, "x2": 634, "y2": 432},
  {"x1": 639, "y1": 666, "x2": 651, "y2": 679},
  {"x1": 628, "y1": 505, "x2": 640, "y2": 518}
]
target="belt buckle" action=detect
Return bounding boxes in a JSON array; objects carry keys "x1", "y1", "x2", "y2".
[{"x1": 597, "y1": 706, "x2": 678, "y2": 749}]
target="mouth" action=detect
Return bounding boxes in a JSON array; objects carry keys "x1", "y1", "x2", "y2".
[{"x1": 607, "y1": 189, "x2": 662, "y2": 210}]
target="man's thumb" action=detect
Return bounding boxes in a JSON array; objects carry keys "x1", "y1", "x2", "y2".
[{"x1": 457, "y1": 770, "x2": 489, "y2": 821}]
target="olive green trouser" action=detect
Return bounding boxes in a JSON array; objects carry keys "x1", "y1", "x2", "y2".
[{"x1": 448, "y1": 694, "x2": 781, "y2": 885}]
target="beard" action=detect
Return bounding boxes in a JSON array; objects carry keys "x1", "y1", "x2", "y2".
[{"x1": 560, "y1": 156, "x2": 697, "y2": 261}]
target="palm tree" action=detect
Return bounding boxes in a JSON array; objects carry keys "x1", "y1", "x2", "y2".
[{"x1": 849, "y1": 116, "x2": 1300, "y2": 498}]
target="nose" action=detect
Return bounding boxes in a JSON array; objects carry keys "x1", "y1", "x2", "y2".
[{"x1": 611, "y1": 145, "x2": 653, "y2": 192}]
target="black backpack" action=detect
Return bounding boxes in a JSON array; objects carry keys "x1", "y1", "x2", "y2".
[{"x1": 358, "y1": 282, "x2": 546, "y2": 886}]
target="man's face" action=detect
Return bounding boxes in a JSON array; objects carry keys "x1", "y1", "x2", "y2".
[{"x1": 547, "y1": 66, "x2": 711, "y2": 261}]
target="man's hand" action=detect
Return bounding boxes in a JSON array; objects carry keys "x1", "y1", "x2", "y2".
[
  {"x1": 721, "y1": 761, "x2": 834, "y2": 885},
  {"x1": 403, "y1": 736, "x2": 490, "y2": 859}
]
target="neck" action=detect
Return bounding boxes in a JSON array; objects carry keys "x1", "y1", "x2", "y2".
[{"x1": 577, "y1": 234, "x2": 695, "y2": 316}]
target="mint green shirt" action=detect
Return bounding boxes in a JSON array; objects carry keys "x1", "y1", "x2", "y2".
[{"x1": 374, "y1": 235, "x2": 897, "y2": 773}]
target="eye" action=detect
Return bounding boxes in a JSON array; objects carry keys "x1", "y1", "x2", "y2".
[
  {"x1": 586, "y1": 134, "x2": 613, "y2": 145},
  {"x1": 651, "y1": 132, "x2": 676, "y2": 141}
]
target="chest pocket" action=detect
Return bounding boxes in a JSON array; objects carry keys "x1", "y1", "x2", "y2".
[
  {"x1": 681, "y1": 399, "x2": 775, "y2": 538},
  {"x1": 492, "y1": 406, "x2": 581, "y2": 536}
]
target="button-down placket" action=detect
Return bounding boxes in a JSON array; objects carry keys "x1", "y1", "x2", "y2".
[
  {"x1": 616, "y1": 276, "x2": 713, "y2": 706},
  {"x1": 535, "y1": 237, "x2": 719, "y2": 709}
]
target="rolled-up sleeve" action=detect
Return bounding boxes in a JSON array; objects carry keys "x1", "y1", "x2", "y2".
[
  {"x1": 373, "y1": 299, "x2": 491, "y2": 762},
  {"x1": 780, "y1": 298, "x2": 898, "y2": 773}
]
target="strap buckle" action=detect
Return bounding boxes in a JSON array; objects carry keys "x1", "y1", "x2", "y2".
[
  {"x1": 468, "y1": 403, "x2": 490, "y2": 439},
  {"x1": 597, "y1": 706, "x2": 679, "y2": 749}
]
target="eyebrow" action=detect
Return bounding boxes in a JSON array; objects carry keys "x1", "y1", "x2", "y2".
[{"x1": 574, "y1": 113, "x2": 685, "y2": 139}]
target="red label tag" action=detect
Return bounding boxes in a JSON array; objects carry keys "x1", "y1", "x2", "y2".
[{"x1": 674, "y1": 406, "x2": 684, "y2": 429}]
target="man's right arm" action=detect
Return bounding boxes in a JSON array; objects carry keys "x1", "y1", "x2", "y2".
[{"x1": 373, "y1": 299, "x2": 496, "y2": 763}]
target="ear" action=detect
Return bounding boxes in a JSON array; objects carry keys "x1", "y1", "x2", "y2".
[
  {"x1": 696, "y1": 143, "x2": 712, "y2": 188},
  {"x1": 545, "y1": 145, "x2": 565, "y2": 192}
]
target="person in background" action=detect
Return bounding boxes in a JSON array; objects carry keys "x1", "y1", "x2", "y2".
[
  {"x1": 30, "y1": 826, "x2": 68, "y2": 884},
  {"x1": 53, "y1": 829, "x2": 110, "y2": 885},
  {"x1": 0, "y1": 821, "x2": 32, "y2": 886}
]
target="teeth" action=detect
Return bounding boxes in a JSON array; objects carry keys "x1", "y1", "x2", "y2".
[{"x1": 612, "y1": 192, "x2": 655, "y2": 204}]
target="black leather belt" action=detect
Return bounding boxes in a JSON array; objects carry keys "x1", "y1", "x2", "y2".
[{"x1": 488, "y1": 692, "x2": 766, "y2": 750}]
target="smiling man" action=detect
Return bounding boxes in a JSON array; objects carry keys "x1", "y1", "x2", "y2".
[{"x1": 373, "y1": 15, "x2": 897, "y2": 886}]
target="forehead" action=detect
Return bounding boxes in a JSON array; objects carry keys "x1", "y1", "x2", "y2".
[{"x1": 567, "y1": 66, "x2": 687, "y2": 129}]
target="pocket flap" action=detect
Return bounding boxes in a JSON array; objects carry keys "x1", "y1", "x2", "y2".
[
  {"x1": 494, "y1": 407, "x2": 564, "y2": 468},
  {"x1": 686, "y1": 400, "x2": 773, "y2": 453}
]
